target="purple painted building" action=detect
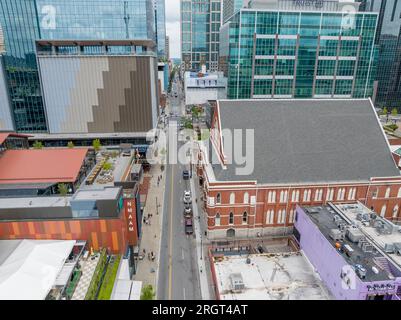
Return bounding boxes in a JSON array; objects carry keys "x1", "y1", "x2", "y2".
[{"x1": 294, "y1": 203, "x2": 401, "y2": 300}]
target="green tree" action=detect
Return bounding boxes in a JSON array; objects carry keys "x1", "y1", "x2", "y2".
[
  {"x1": 92, "y1": 139, "x2": 102, "y2": 152},
  {"x1": 140, "y1": 285, "x2": 155, "y2": 300},
  {"x1": 102, "y1": 161, "x2": 112, "y2": 171},
  {"x1": 32, "y1": 141, "x2": 44, "y2": 149},
  {"x1": 58, "y1": 183, "x2": 69, "y2": 196},
  {"x1": 391, "y1": 108, "x2": 398, "y2": 116},
  {"x1": 382, "y1": 107, "x2": 388, "y2": 116},
  {"x1": 67, "y1": 141, "x2": 75, "y2": 148}
]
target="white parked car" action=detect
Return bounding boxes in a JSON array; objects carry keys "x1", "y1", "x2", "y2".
[{"x1": 183, "y1": 190, "x2": 192, "y2": 204}]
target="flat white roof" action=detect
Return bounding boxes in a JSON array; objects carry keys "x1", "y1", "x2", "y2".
[
  {"x1": 73, "y1": 187, "x2": 120, "y2": 201},
  {"x1": 0, "y1": 239, "x2": 76, "y2": 300},
  {"x1": 0, "y1": 196, "x2": 71, "y2": 209},
  {"x1": 214, "y1": 253, "x2": 332, "y2": 300}
]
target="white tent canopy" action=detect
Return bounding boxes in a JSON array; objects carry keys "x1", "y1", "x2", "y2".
[{"x1": 0, "y1": 239, "x2": 76, "y2": 300}]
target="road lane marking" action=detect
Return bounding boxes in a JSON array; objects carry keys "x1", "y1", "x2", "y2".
[
  {"x1": 183, "y1": 287, "x2": 186, "y2": 300},
  {"x1": 168, "y1": 164, "x2": 174, "y2": 300}
]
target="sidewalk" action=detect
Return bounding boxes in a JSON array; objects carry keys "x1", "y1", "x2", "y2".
[
  {"x1": 133, "y1": 101, "x2": 170, "y2": 294},
  {"x1": 133, "y1": 165, "x2": 166, "y2": 292}
]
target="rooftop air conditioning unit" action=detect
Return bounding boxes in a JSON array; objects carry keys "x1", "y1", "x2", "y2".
[{"x1": 230, "y1": 273, "x2": 245, "y2": 293}]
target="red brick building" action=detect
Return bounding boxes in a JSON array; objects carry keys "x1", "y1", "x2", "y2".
[{"x1": 197, "y1": 99, "x2": 401, "y2": 239}]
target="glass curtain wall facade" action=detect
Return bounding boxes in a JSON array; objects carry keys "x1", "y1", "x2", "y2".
[
  {"x1": 0, "y1": 0, "x2": 47, "y2": 132},
  {"x1": 181, "y1": 0, "x2": 221, "y2": 71},
  {"x1": 360, "y1": 0, "x2": 401, "y2": 110},
  {"x1": 0, "y1": 0, "x2": 155, "y2": 133},
  {"x1": 226, "y1": 9, "x2": 378, "y2": 99},
  {"x1": 36, "y1": 0, "x2": 155, "y2": 41},
  {"x1": 154, "y1": 0, "x2": 166, "y2": 58}
]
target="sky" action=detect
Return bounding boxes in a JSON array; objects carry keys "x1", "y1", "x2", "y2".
[{"x1": 165, "y1": 0, "x2": 181, "y2": 58}]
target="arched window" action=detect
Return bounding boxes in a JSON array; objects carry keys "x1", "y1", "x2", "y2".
[
  {"x1": 215, "y1": 213, "x2": 221, "y2": 226},
  {"x1": 280, "y1": 190, "x2": 288, "y2": 203},
  {"x1": 314, "y1": 189, "x2": 323, "y2": 201},
  {"x1": 385, "y1": 187, "x2": 391, "y2": 199},
  {"x1": 216, "y1": 193, "x2": 221, "y2": 204},
  {"x1": 393, "y1": 205, "x2": 399, "y2": 219},
  {"x1": 348, "y1": 188, "x2": 356, "y2": 200},
  {"x1": 243, "y1": 192, "x2": 249, "y2": 204},
  {"x1": 326, "y1": 188, "x2": 334, "y2": 201},
  {"x1": 242, "y1": 212, "x2": 248, "y2": 224},
  {"x1": 229, "y1": 212, "x2": 234, "y2": 224},
  {"x1": 229, "y1": 192, "x2": 235, "y2": 204},
  {"x1": 337, "y1": 188, "x2": 345, "y2": 201},
  {"x1": 268, "y1": 191, "x2": 276, "y2": 203},
  {"x1": 303, "y1": 189, "x2": 311, "y2": 202},
  {"x1": 266, "y1": 210, "x2": 275, "y2": 224},
  {"x1": 398, "y1": 187, "x2": 401, "y2": 198},
  {"x1": 380, "y1": 205, "x2": 387, "y2": 217}
]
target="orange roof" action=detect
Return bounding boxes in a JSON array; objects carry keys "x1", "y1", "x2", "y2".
[
  {"x1": 0, "y1": 132, "x2": 32, "y2": 145},
  {"x1": 0, "y1": 148, "x2": 89, "y2": 184}
]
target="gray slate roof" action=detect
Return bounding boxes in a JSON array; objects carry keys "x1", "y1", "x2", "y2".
[{"x1": 213, "y1": 99, "x2": 400, "y2": 184}]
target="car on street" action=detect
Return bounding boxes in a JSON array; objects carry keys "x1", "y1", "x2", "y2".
[
  {"x1": 185, "y1": 218, "x2": 193, "y2": 235},
  {"x1": 183, "y1": 190, "x2": 192, "y2": 204},
  {"x1": 184, "y1": 203, "x2": 192, "y2": 217},
  {"x1": 183, "y1": 170, "x2": 190, "y2": 180}
]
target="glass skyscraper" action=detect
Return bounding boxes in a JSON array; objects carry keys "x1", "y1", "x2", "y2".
[
  {"x1": 0, "y1": 0, "x2": 46, "y2": 132},
  {"x1": 154, "y1": 0, "x2": 166, "y2": 58},
  {"x1": 222, "y1": 5, "x2": 378, "y2": 99},
  {"x1": 0, "y1": 0, "x2": 156, "y2": 132},
  {"x1": 360, "y1": 0, "x2": 401, "y2": 110},
  {"x1": 181, "y1": 0, "x2": 222, "y2": 71}
]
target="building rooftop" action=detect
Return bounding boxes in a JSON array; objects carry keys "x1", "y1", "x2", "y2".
[
  {"x1": 302, "y1": 203, "x2": 401, "y2": 282},
  {"x1": 73, "y1": 187, "x2": 121, "y2": 201},
  {"x1": 335, "y1": 203, "x2": 401, "y2": 269},
  {"x1": 213, "y1": 253, "x2": 332, "y2": 300},
  {"x1": 0, "y1": 148, "x2": 89, "y2": 184},
  {"x1": 213, "y1": 99, "x2": 400, "y2": 184},
  {"x1": 0, "y1": 132, "x2": 31, "y2": 145},
  {"x1": 0, "y1": 239, "x2": 76, "y2": 300}
]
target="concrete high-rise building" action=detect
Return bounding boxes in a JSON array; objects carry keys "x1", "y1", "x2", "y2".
[
  {"x1": 0, "y1": 0, "x2": 156, "y2": 133},
  {"x1": 360, "y1": 0, "x2": 401, "y2": 110},
  {"x1": 181, "y1": 0, "x2": 222, "y2": 72},
  {"x1": 220, "y1": 0, "x2": 379, "y2": 99},
  {"x1": 36, "y1": 40, "x2": 159, "y2": 135}
]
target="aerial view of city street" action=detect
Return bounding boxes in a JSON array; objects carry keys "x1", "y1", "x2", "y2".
[{"x1": 2, "y1": 0, "x2": 401, "y2": 311}]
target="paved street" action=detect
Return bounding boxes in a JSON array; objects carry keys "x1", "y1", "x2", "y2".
[{"x1": 157, "y1": 75, "x2": 203, "y2": 300}]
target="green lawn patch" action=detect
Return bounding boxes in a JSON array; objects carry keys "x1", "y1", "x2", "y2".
[
  {"x1": 84, "y1": 248, "x2": 107, "y2": 300},
  {"x1": 97, "y1": 255, "x2": 121, "y2": 300}
]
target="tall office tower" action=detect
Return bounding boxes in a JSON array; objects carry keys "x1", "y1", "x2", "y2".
[
  {"x1": 0, "y1": 24, "x2": 13, "y2": 131},
  {"x1": 165, "y1": 35, "x2": 170, "y2": 60},
  {"x1": 181, "y1": 0, "x2": 222, "y2": 72},
  {"x1": 0, "y1": 0, "x2": 155, "y2": 133},
  {"x1": 221, "y1": 0, "x2": 378, "y2": 99},
  {"x1": 222, "y1": 0, "x2": 247, "y2": 23},
  {"x1": 154, "y1": 0, "x2": 167, "y2": 58},
  {"x1": 360, "y1": 0, "x2": 401, "y2": 110}
]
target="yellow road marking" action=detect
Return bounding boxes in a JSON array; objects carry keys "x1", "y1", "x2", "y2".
[{"x1": 168, "y1": 164, "x2": 174, "y2": 299}]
